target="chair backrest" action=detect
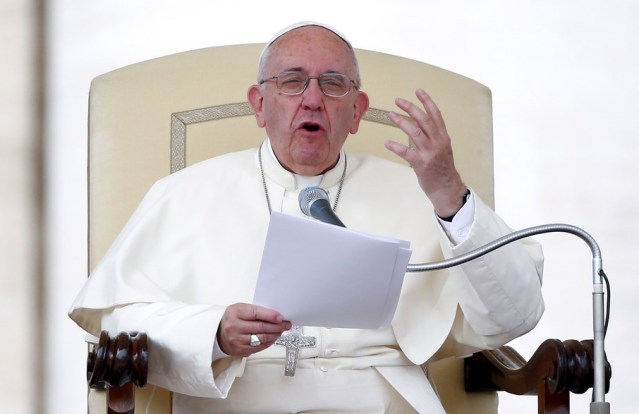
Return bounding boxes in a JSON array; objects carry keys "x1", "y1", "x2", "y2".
[{"x1": 88, "y1": 43, "x2": 496, "y2": 413}]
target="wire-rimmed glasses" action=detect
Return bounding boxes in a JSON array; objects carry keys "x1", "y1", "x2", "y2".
[{"x1": 259, "y1": 71, "x2": 358, "y2": 97}]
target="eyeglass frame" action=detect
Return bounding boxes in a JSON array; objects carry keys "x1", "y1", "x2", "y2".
[{"x1": 258, "y1": 70, "x2": 359, "y2": 97}]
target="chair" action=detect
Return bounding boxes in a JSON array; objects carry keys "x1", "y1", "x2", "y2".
[{"x1": 84, "y1": 43, "x2": 610, "y2": 413}]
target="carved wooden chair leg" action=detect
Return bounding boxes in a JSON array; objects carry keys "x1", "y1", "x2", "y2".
[
  {"x1": 87, "y1": 331, "x2": 149, "y2": 414},
  {"x1": 106, "y1": 383, "x2": 136, "y2": 414},
  {"x1": 465, "y1": 338, "x2": 611, "y2": 413},
  {"x1": 538, "y1": 379, "x2": 570, "y2": 414}
]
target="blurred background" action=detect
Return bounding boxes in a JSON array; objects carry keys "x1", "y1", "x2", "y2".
[{"x1": 2, "y1": 0, "x2": 637, "y2": 412}]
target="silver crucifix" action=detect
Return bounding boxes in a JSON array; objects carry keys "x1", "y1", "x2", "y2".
[{"x1": 275, "y1": 325, "x2": 316, "y2": 376}]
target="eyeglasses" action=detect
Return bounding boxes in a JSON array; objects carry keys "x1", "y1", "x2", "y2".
[{"x1": 259, "y1": 71, "x2": 358, "y2": 97}]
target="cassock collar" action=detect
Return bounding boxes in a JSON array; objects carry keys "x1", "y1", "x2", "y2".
[{"x1": 261, "y1": 139, "x2": 347, "y2": 191}]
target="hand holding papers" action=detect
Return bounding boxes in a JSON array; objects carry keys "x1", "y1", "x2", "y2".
[{"x1": 253, "y1": 212, "x2": 412, "y2": 329}]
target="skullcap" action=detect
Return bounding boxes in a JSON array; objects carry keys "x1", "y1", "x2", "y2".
[{"x1": 264, "y1": 21, "x2": 352, "y2": 49}]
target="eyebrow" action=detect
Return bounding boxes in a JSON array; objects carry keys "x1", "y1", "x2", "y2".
[
  {"x1": 280, "y1": 67, "x2": 346, "y2": 75},
  {"x1": 281, "y1": 67, "x2": 304, "y2": 73}
]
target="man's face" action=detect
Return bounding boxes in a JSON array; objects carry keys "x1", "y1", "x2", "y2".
[{"x1": 248, "y1": 26, "x2": 369, "y2": 176}]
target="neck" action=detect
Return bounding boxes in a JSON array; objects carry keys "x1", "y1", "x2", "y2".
[
  {"x1": 267, "y1": 140, "x2": 341, "y2": 177},
  {"x1": 258, "y1": 141, "x2": 348, "y2": 215},
  {"x1": 277, "y1": 156, "x2": 340, "y2": 177}
]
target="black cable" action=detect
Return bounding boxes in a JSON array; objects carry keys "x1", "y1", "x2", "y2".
[{"x1": 599, "y1": 269, "x2": 610, "y2": 338}]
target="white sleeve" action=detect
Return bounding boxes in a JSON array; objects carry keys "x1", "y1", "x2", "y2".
[
  {"x1": 102, "y1": 302, "x2": 243, "y2": 398},
  {"x1": 439, "y1": 194, "x2": 545, "y2": 349},
  {"x1": 437, "y1": 190, "x2": 476, "y2": 244}
]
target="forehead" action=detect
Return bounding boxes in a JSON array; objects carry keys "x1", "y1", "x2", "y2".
[{"x1": 266, "y1": 26, "x2": 355, "y2": 74}]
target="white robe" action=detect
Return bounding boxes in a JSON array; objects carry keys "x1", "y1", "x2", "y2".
[{"x1": 70, "y1": 143, "x2": 544, "y2": 412}]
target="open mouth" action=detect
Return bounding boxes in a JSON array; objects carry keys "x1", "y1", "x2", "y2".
[{"x1": 301, "y1": 122, "x2": 321, "y2": 132}]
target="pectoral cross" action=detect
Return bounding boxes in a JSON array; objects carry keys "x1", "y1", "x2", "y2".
[{"x1": 275, "y1": 325, "x2": 316, "y2": 376}]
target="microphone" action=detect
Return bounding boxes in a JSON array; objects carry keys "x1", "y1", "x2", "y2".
[
  {"x1": 405, "y1": 223, "x2": 610, "y2": 412},
  {"x1": 298, "y1": 186, "x2": 346, "y2": 227},
  {"x1": 299, "y1": 186, "x2": 609, "y2": 411},
  {"x1": 298, "y1": 187, "x2": 610, "y2": 414}
]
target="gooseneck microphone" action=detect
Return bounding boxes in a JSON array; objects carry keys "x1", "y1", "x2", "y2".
[
  {"x1": 404, "y1": 222, "x2": 610, "y2": 413},
  {"x1": 298, "y1": 186, "x2": 346, "y2": 227},
  {"x1": 297, "y1": 186, "x2": 610, "y2": 411}
]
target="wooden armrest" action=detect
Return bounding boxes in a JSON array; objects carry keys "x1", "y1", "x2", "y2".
[
  {"x1": 87, "y1": 331, "x2": 148, "y2": 414},
  {"x1": 87, "y1": 332, "x2": 612, "y2": 414},
  {"x1": 465, "y1": 339, "x2": 612, "y2": 413}
]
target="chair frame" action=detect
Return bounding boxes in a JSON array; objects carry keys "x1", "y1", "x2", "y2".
[{"x1": 83, "y1": 44, "x2": 611, "y2": 413}]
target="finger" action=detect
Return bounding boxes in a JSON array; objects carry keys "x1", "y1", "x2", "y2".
[
  {"x1": 384, "y1": 139, "x2": 418, "y2": 167},
  {"x1": 389, "y1": 106, "x2": 433, "y2": 154},
  {"x1": 248, "y1": 304, "x2": 288, "y2": 324},
  {"x1": 414, "y1": 88, "x2": 446, "y2": 131},
  {"x1": 239, "y1": 329, "x2": 291, "y2": 357},
  {"x1": 248, "y1": 332, "x2": 285, "y2": 347},
  {"x1": 394, "y1": 90, "x2": 449, "y2": 146},
  {"x1": 221, "y1": 304, "x2": 291, "y2": 350},
  {"x1": 220, "y1": 327, "x2": 282, "y2": 356},
  {"x1": 395, "y1": 98, "x2": 430, "y2": 135},
  {"x1": 394, "y1": 97, "x2": 430, "y2": 132},
  {"x1": 245, "y1": 319, "x2": 292, "y2": 336},
  {"x1": 231, "y1": 303, "x2": 286, "y2": 326},
  {"x1": 224, "y1": 309, "x2": 290, "y2": 340},
  {"x1": 229, "y1": 333, "x2": 268, "y2": 357},
  {"x1": 388, "y1": 111, "x2": 426, "y2": 148}
]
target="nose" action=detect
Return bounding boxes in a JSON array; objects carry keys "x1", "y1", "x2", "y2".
[{"x1": 301, "y1": 78, "x2": 325, "y2": 110}]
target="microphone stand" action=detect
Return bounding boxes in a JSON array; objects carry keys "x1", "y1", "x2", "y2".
[{"x1": 406, "y1": 223, "x2": 610, "y2": 413}]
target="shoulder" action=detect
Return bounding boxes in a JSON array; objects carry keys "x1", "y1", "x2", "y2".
[
  {"x1": 348, "y1": 152, "x2": 411, "y2": 172},
  {"x1": 342, "y1": 152, "x2": 427, "y2": 208},
  {"x1": 346, "y1": 152, "x2": 417, "y2": 187},
  {"x1": 338, "y1": 153, "x2": 434, "y2": 238},
  {"x1": 125, "y1": 147, "x2": 263, "y2": 230},
  {"x1": 138, "y1": 147, "x2": 259, "y2": 207},
  {"x1": 157, "y1": 147, "x2": 257, "y2": 188}
]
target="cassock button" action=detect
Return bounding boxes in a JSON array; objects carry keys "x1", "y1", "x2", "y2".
[
  {"x1": 325, "y1": 348, "x2": 339, "y2": 356},
  {"x1": 320, "y1": 366, "x2": 328, "y2": 372}
]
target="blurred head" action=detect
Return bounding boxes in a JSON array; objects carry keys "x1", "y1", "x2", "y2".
[{"x1": 248, "y1": 23, "x2": 369, "y2": 176}]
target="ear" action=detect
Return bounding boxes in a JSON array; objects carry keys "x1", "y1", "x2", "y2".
[
  {"x1": 247, "y1": 85, "x2": 266, "y2": 128},
  {"x1": 349, "y1": 91, "x2": 370, "y2": 134}
]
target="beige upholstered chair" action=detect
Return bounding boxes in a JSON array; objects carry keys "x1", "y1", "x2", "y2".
[
  {"x1": 86, "y1": 43, "x2": 494, "y2": 413},
  {"x1": 85, "y1": 44, "x2": 608, "y2": 413}
]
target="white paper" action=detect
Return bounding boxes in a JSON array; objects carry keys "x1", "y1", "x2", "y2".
[{"x1": 252, "y1": 212, "x2": 412, "y2": 329}]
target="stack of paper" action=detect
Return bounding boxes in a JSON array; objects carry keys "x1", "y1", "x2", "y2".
[{"x1": 253, "y1": 212, "x2": 412, "y2": 329}]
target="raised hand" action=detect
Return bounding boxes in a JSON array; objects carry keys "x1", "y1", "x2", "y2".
[{"x1": 385, "y1": 88, "x2": 468, "y2": 218}]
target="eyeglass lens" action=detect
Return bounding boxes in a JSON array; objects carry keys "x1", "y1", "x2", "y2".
[{"x1": 276, "y1": 72, "x2": 352, "y2": 97}]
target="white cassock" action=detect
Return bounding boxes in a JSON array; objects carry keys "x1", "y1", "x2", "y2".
[{"x1": 70, "y1": 141, "x2": 544, "y2": 413}]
